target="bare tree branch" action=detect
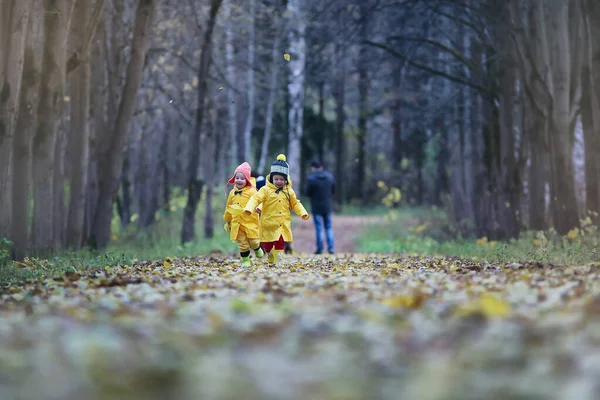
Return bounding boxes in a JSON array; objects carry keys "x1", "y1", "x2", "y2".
[{"x1": 364, "y1": 40, "x2": 494, "y2": 98}]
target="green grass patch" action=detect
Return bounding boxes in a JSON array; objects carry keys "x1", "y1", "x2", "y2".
[
  {"x1": 358, "y1": 208, "x2": 600, "y2": 265},
  {"x1": 0, "y1": 187, "x2": 239, "y2": 286}
]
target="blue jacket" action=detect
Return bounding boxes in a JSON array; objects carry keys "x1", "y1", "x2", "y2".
[{"x1": 305, "y1": 170, "x2": 335, "y2": 215}]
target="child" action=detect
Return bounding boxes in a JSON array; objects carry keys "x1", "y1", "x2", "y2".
[
  {"x1": 223, "y1": 162, "x2": 264, "y2": 267},
  {"x1": 244, "y1": 154, "x2": 309, "y2": 265}
]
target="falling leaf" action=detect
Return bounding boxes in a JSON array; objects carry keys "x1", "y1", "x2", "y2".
[
  {"x1": 283, "y1": 53, "x2": 291, "y2": 61},
  {"x1": 63, "y1": 96, "x2": 71, "y2": 102},
  {"x1": 218, "y1": 86, "x2": 224, "y2": 90}
]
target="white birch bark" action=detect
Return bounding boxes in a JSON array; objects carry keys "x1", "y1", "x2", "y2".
[
  {"x1": 242, "y1": 0, "x2": 255, "y2": 163},
  {"x1": 258, "y1": 28, "x2": 282, "y2": 173},
  {"x1": 286, "y1": 0, "x2": 306, "y2": 187}
]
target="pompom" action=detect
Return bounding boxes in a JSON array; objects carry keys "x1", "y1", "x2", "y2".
[{"x1": 277, "y1": 154, "x2": 287, "y2": 162}]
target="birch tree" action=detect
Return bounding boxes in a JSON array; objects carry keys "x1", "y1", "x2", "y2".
[
  {"x1": 258, "y1": 16, "x2": 284, "y2": 173},
  {"x1": 242, "y1": 0, "x2": 255, "y2": 163},
  {"x1": 286, "y1": 0, "x2": 307, "y2": 187}
]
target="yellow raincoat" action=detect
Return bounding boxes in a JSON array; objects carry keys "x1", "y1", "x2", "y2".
[
  {"x1": 223, "y1": 185, "x2": 260, "y2": 241},
  {"x1": 244, "y1": 174, "x2": 309, "y2": 242}
]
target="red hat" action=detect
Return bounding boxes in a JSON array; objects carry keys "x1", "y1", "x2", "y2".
[{"x1": 227, "y1": 162, "x2": 253, "y2": 187}]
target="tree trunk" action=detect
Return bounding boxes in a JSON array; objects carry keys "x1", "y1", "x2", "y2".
[
  {"x1": 333, "y1": 43, "x2": 346, "y2": 207},
  {"x1": 525, "y1": 95, "x2": 547, "y2": 230},
  {"x1": 582, "y1": 0, "x2": 600, "y2": 220},
  {"x1": 11, "y1": 3, "x2": 41, "y2": 259},
  {"x1": 181, "y1": 0, "x2": 222, "y2": 244},
  {"x1": 66, "y1": 0, "x2": 104, "y2": 250},
  {"x1": 286, "y1": 0, "x2": 306, "y2": 187},
  {"x1": 391, "y1": 67, "x2": 403, "y2": 188},
  {"x1": 53, "y1": 126, "x2": 66, "y2": 247},
  {"x1": 546, "y1": 2, "x2": 579, "y2": 234},
  {"x1": 204, "y1": 103, "x2": 218, "y2": 239},
  {"x1": 0, "y1": 1, "x2": 31, "y2": 241},
  {"x1": 90, "y1": 0, "x2": 155, "y2": 250},
  {"x1": 223, "y1": 0, "x2": 237, "y2": 170},
  {"x1": 31, "y1": 0, "x2": 74, "y2": 254},
  {"x1": 497, "y1": 56, "x2": 520, "y2": 239},
  {"x1": 258, "y1": 31, "x2": 282, "y2": 174},
  {"x1": 355, "y1": 9, "x2": 369, "y2": 204},
  {"x1": 241, "y1": 0, "x2": 255, "y2": 163}
]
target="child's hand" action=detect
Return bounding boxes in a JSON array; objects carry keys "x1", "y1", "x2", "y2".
[
  {"x1": 255, "y1": 208, "x2": 262, "y2": 215},
  {"x1": 224, "y1": 223, "x2": 231, "y2": 232},
  {"x1": 302, "y1": 214, "x2": 310, "y2": 220}
]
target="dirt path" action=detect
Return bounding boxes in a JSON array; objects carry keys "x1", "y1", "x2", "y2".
[{"x1": 289, "y1": 214, "x2": 380, "y2": 254}]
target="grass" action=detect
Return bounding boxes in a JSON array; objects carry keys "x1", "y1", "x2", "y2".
[
  {"x1": 357, "y1": 207, "x2": 600, "y2": 266},
  {"x1": 0, "y1": 188, "x2": 236, "y2": 285}
]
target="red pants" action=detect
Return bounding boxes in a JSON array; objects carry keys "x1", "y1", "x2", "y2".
[{"x1": 262, "y1": 235, "x2": 285, "y2": 252}]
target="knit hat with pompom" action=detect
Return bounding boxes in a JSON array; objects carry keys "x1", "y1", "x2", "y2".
[{"x1": 269, "y1": 154, "x2": 289, "y2": 182}]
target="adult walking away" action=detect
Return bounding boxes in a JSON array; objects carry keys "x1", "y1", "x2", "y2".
[{"x1": 305, "y1": 160, "x2": 335, "y2": 254}]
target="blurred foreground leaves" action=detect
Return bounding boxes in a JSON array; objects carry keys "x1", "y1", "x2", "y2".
[{"x1": 1, "y1": 254, "x2": 600, "y2": 399}]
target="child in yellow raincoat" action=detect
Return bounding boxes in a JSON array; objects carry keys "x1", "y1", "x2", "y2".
[
  {"x1": 244, "y1": 154, "x2": 309, "y2": 265},
  {"x1": 223, "y1": 162, "x2": 264, "y2": 267}
]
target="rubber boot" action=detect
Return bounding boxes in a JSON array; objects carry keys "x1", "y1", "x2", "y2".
[
  {"x1": 254, "y1": 246, "x2": 264, "y2": 258},
  {"x1": 241, "y1": 255, "x2": 252, "y2": 267},
  {"x1": 266, "y1": 251, "x2": 276, "y2": 264},
  {"x1": 272, "y1": 249, "x2": 284, "y2": 265}
]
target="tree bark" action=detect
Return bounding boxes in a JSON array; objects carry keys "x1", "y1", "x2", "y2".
[
  {"x1": 66, "y1": 0, "x2": 105, "y2": 249},
  {"x1": 258, "y1": 30, "x2": 282, "y2": 174},
  {"x1": 11, "y1": 3, "x2": 41, "y2": 259},
  {"x1": 241, "y1": 0, "x2": 255, "y2": 163},
  {"x1": 223, "y1": 0, "x2": 238, "y2": 170},
  {"x1": 0, "y1": 1, "x2": 31, "y2": 240},
  {"x1": 31, "y1": 0, "x2": 74, "y2": 254},
  {"x1": 581, "y1": 0, "x2": 600, "y2": 220},
  {"x1": 204, "y1": 103, "x2": 218, "y2": 239},
  {"x1": 181, "y1": 0, "x2": 223, "y2": 244},
  {"x1": 355, "y1": 6, "x2": 369, "y2": 204},
  {"x1": 90, "y1": 0, "x2": 155, "y2": 250},
  {"x1": 333, "y1": 42, "x2": 346, "y2": 207},
  {"x1": 286, "y1": 0, "x2": 306, "y2": 187}
]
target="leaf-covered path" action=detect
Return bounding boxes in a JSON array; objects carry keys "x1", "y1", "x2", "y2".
[
  {"x1": 2, "y1": 253, "x2": 600, "y2": 399},
  {"x1": 289, "y1": 214, "x2": 378, "y2": 254}
]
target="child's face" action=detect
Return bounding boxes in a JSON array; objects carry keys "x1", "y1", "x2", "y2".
[
  {"x1": 234, "y1": 173, "x2": 247, "y2": 189},
  {"x1": 273, "y1": 175, "x2": 286, "y2": 188}
]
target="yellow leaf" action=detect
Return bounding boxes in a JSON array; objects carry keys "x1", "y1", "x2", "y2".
[
  {"x1": 457, "y1": 293, "x2": 511, "y2": 318},
  {"x1": 218, "y1": 86, "x2": 224, "y2": 90},
  {"x1": 63, "y1": 96, "x2": 70, "y2": 102},
  {"x1": 381, "y1": 292, "x2": 427, "y2": 309},
  {"x1": 164, "y1": 260, "x2": 171, "y2": 268},
  {"x1": 283, "y1": 53, "x2": 291, "y2": 61}
]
